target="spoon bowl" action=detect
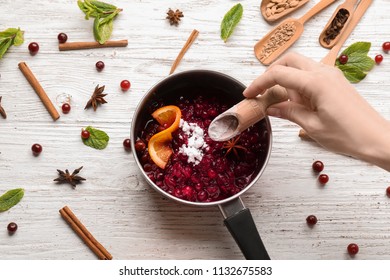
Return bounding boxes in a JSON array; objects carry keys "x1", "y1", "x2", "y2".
[
  {"x1": 319, "y1": 0, "x2": 359, "y2": 48},
  {"x1": 260, "y1": 0, "x2": 310, "y2": 22}
]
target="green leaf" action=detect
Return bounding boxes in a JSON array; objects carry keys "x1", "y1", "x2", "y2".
[
  {"x1": 221, "y1": 3, "x2": 243, "y2": 43},
  {"x1": 82, "y1": 126, "x2": 109, "y2": 150},
  {"x1": 93, "y1": 10, "x2": 118, "y2": 44},
  {"x1": 341, "y1": 42, "x2": 371, "y2": 56},
  {"x1": 90, "y1": 0, "x2": 117, "y2": 11},
  {"x1": 336, "y1": 41, "x2": 375, "y2": 83},
  {"x1": 0, "y1": 38, "x2": 13, "y2": 59},
  {"x1": 0, "y1": 188, "x2": 24, "y2": 212},
  {"x1": 337, "y1": 64, "x2": 367, "y2": 83},
  {"x1": 13, "y1": 28, "x2": 24, "y2": 46}
]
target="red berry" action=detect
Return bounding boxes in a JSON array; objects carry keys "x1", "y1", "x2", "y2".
[
  {"x1": 306, "y1": 215, "x2": 317, "y2": 226},
  {"x1": 28, "y1": 42, "x2": 39, "y2": 55},
  {"x1": 57, "y1": 33, "x2": 68, "y2": 43},
  {"x1": 318, "y1": 174, "x2": 329, "y2": 184},
  {"x1": 383, "y1": 42, "x2": 390, "y2": 53},
  {"x1": 31, "y1": 143, "x2": 42, "y2": 156},
  {"x1": 134, "y1": 139, "x2": 146, "y2": 152},
  {"x1": 81, "y1": 129, "x2": 90, "y2": 139},
  {"x1": 312, "y1": 160, "x2": 324, "y2": 172},
  {"x1": 347, "y1": 243, "x2": 359, "y2": 255},
  {"x1": 375, "y1": 54, "x2": 383, "y2": 64},
  {"x1": 7, "y1": 222, "x2": 18, "y2": 234},
  {"x1": 339, "y1": 54, "x2": 348, "y2": 64},
  {"x1": 120, "y1": 80, "x2": 131, "y2": 91},
  {"x1": 95, "y1": 61, "x2": 105, "y2": 71},
  {"x1": 62, "y1": 103, "x2": 71, "y2": 114},
  {"x1": 123, "y1": 138, "x2": 131, "y2": 150},
  {"x1": 386, "y1": 186, "x2": 390, "y2": 197}
]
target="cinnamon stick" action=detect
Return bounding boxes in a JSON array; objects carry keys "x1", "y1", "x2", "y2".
[
  {"x1": 169, "y1": 29, "x2": 199, "y2": 74},
  {"x1": 59, "y1": 206, "x2": 112, "y2": 260},
  {"x1": 59, "y1": 40, "x2": 128, "y2": 51},
  {"x1": 18, "y1": 62, "x2": 60, "y2": 121}
]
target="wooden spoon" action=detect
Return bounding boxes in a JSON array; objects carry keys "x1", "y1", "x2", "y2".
[
  {"x1": 321, "y1": 0, "x2": 373, "y2": 65},
  {"x1": 318, "y1": 0, "x2": 359, "y2": 49},
  {"x1": 260, "y1": 0, "x2": 310, "y2": 22},
  {"x1": 255, "y1": 0, "x2": 336, "y2": 65}
]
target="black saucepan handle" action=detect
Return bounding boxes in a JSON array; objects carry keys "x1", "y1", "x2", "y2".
[{"x1": 221, "y1": 200, "x2": 270, "y2": 260}]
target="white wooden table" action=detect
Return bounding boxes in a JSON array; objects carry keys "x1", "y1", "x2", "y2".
[{"x1": 1, "y1": 0, "x2": 390, "y2": 260}]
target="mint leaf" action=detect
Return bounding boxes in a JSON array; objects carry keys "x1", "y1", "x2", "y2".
[
  {"x1": 82, "y1": 126, "x2": 109, "y2": 150},
  {"x1": 221, "y1": 3, "x2": 243, "y2": 43},
  {"x1": 0, "y1": 27, "x2": 24, "y2": 59},
  {"x1": 93, "y1": 10, "x2": 118, "y2": 44},
  {"x1": 336, "y1": 42, "x2": 375, "y2": 83},
  {"x1": 0, "y1": 188, "x2": 24, "y2": 212},
  {"x1": 341, "y1": 42, "x2": 371, "y2": 56}
]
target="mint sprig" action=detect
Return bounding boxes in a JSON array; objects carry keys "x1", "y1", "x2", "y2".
[
  {"x1": 0, "y1": 28, "x2": 24, "y2": 59},
  {"x1": 221, "y1": 3, "x2": 243, "y2": 43},
  {"x1": 77, "y1": 0, "x2": 122, "y2": 44},
  {"x1": 82, "y1": 126, "x2": 109, "y2": 150},
  {"x1": 336, "y1": 42, "x2": 375, "y2": 83},
  {"x1": 0, "y1": 188, "x2": 24, "y2": 212}
]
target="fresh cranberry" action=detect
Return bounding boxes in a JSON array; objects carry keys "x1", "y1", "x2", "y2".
[
  {"x1": 61, "y1": 103, "x2": 71, "y2": 114},
  {"x1": 57, "y1": 33, "x2": 68, "y2": 43},
  {"x1": 28, "y1": 42, "x2": 39, "y2": 55},
  {"x1": 306, "y1": 215, "x2": 318, "y2": 225},
  {"x1": 386, "y1": 186, "x2": 390, "y2": 197},
  {"x1": 312, "y1": 160, "x2": 324, "y2": 172},
  {"x1": 7, "y1": 222, "x2": 18, "y2": 234},
  {"x1": 318, "y1": 174, "x2": 329, "y2": 184},
  {"x1": 135, "y1": 139, "x2": 146, "y2": 152},
  {"x1": 339, "y1": 54, "x2": 348, "y2": 64},
  {"x1": 375, "y1": 54, "x2": 383, "y2": 64},
  {"x1": 120, "y1": 80, "x2": 131, "y2": 91},
  {"x1": 383, "y1": 42, "x2": 390, "y2": 53},
  {"x1": 123, "y1": 138, "x2": 131, "y2": 151},
  {"x1": 31, "y1": 143, "x2": 42, "y2": 156},
  {"x1": 95, "y1": 61, "x2": 105, "y2": 71},
  {"x1": 81, "y1": 129, "x2": 90, "y2": 139},
  {"x1": 347, "y1": 243, "x2": 359, "y2": 255}
]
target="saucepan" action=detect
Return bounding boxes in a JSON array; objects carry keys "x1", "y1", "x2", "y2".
[{"x1": 131, "y1": 70, "x2": 271, "y2": 259}]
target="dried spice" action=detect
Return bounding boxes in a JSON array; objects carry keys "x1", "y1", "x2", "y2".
[
  {"x1": 223, "y1": 135, "x2": 247, "y2": 158},
  {"x1": 85, "y1": 84, "x2": 107, "y2": 111},
  {"x1": 265, "y1": 0, "x2": 302, "y2": 18},
  {"x1": 54, "y1": 166, "x2": 86, "y2": 188},
  {"x1": 258, "y1": 22, "x2": 296, "y2": 61},
  {"x1": 0, "y1": 96, "x2": 6, "y2": 119},
  {"x1": 166, "y1": 8, "x2": 184, "y2": 26},
  {"x1": 323, "y1": 8, "x2": 350, "y2": 45}
]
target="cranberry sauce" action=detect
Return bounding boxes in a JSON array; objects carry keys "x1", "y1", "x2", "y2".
[{"x1": 136, "y1": 94, "x2": 270, "y2": 203}]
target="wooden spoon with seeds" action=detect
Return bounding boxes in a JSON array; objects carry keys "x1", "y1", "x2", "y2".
[
  {"x1": 255, "y1": 0, "x2": 337, "y2": 65},
  {"x1": 261, "y1": 0, "x2": 310, "y2": 22},
  {"x1": 318, "y1": 0, "x2": 359, "y2": 49}
]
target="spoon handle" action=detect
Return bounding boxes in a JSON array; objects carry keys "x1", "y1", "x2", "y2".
[
  {"x1": 321, "y1": 0, "x2": 373, "y2": 65},
  {"x1": 298, "y1": 0, "x2": 337, "y2": 24}
]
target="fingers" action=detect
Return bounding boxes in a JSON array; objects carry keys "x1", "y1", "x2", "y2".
[
  {"x1": 267, "y1": 101, "x2": 317, "y2": 130},
  {"x1": 244, "y1": 65, "x2": 312, "y2": 99}
]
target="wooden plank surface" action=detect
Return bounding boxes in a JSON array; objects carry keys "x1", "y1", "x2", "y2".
[{"x1": 0, "y1": 0, "x2": 390, "y2": 260}]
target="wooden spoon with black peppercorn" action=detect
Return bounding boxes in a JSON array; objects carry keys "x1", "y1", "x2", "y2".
[{"x1": 319, "y1": 0, "x2": 359, "y2": 49}]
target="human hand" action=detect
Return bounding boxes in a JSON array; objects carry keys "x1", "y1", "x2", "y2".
[{"x1": 243, "y1": 52, "x2": 390, "y2": 171}]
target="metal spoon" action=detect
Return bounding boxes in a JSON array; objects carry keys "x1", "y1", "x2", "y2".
[
  {"x1": 208, "y1": 86, "x2": 288, "y2": 142},
  {"x1": 260, "y1": 0, "x2": 310, "y2": 22},
  {"x1": 254, "y1": 0, "x2": 337, "y2": 65},
  {"x1": 318, "y1": 0, "x2": 359, "y2": 48}
]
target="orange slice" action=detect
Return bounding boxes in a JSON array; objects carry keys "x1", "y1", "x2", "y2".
[{"x1": 148, "y1": 105, "x2": 181, "y2": 169}]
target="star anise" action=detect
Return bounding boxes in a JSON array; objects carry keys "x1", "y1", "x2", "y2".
[
  {"x1": 223, "y1": 135, "x2": 247, "y2": 159},
  {"x1": 54, "y1": 166, "x2": 86, "y2": 188},
  {"x1": 0, "y1": 96, "x2": 7, "y2": 119},
  {"x1": 166, "y1": 8, "x2": 184, "y2": 26},
  {"x1": 84, "y1": 85, "x2": 107, "y2": 111}
]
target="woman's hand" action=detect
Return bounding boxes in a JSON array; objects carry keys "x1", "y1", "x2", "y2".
[{"x1": 243, "y1": 52, "x2": 390, "y2": 171}]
